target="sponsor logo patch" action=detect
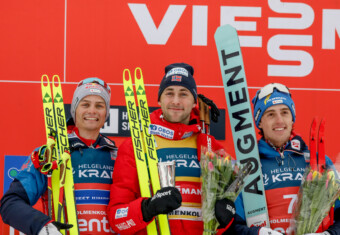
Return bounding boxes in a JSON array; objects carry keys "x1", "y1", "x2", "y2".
[
  {"x1": 166, "y1": 67, "x2": 188, "y2": 77},
  {"x1": 182, "y1": 131, "x2": 193, "y2": 139},
  {"x1": 264, "y1": 95, "x2": 271, "y2": 105},
  {"x1": 110, "y1": 150, "x2": 117, "y2": 160},
  {"x1": 227, "y1": 204, "x2": 236, "y2": 215},
  {"x1": 149, "y1": 124, "x2": 174, "y2": 139},
  {"x1": 247, "y1": 212, "x2": 268, "y2": 227},
  {"x1": 263, "y1": 174, "x2": 269, "y2": 186},
  {"x1": 115, "y1": 207, "x2": 129, "y2": 219},
  {"x1": 90, "y1": 88, "x2": 101, "y2": 93},
  {"x1": 104, "y1": 138, "x2": 113, "y2": 145},
  {"x1": 304, "y1": 152, "x2": 310, "y2": 161},
  {"x1": 291, "y1": 139, "x2": 300, "y2": 150},
  {"x1": 75, "y1": 189, "x2": 110, "y2": 205},
  {"x1": 272, "y1": 99, "x2": 283, "y2": 104},
  {"x1": 255, "y1": 109, "x2": 261, "y2": 122},
  {"x1": 115, "y1": 219, "x2": 136, "y2": 231}
]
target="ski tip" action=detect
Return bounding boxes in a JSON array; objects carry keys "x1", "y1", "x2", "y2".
[
  {"x1": 41, "y1": 74, "x2": 50, "y2": 87},
  {"x1": 318, "y1": 117, "x2": 326, "y2": 134},
  {"x1": 214, "y1": 24, "x2": 237, "y2": 38},
  {"x1": 123, "y1": 69, "x2": 132, "y2": 82},
  {"x1": 320, "y1": 117, "x2": 326, "y2": 125},
  {"x1": 310, "y1": 116, "x2": 318, "y2": 130},
  {"x1": 52, "y1": 75, "x2": 61, "y2": 87},
  {"x1": 134, "y1": 67, "x2": 143, "y2": 81}
]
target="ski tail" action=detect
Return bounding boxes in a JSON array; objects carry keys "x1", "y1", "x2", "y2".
[
  {"x1": 123, "y1": 69, "x2": 158, "y2": 234},
  {"x1": 134, "y1": 67, "x2": 171, "y2": 235}
]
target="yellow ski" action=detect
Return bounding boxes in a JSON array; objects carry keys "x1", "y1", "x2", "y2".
[
  {"x1": 41, "y1": 74, "x2": 79, "y2": 234},
  {"x1": 52, "y1": 75, "x2": 79, "y2": 235},
  {"x1": 123, "y1": 69, "x2": 158, "y2": 234},
  {"x1": 41, "y1": 75, "x2": 59, "y2": 220},
  {"x1": 134, "y1": 68, "x2": 171, "y2": 235}
]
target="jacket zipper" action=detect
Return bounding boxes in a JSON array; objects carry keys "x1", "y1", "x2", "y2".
[{"x1": 279, "y1": 150, "x2": 285, "y2": 166}]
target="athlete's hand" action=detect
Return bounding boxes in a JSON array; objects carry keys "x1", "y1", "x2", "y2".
[
  {"x1": 215, "y1": 198, "x2": 235, "y2": 229},
  {"x1": 38, "y1": 221, "x2": 73, "y2": 235},
  {"x1": 141, "y1": 187, "x2": 182, "y2": 222},
  {"x1": 259, "y1": 227, "x2": 284, "y2": 235}
]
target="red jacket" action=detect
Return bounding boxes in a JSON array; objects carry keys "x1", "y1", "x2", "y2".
[{"x1": 107, "y1": 108, "x2": 229, "y2": 234}]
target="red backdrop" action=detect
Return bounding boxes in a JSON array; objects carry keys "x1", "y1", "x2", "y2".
[{"x1": 1, "y1": 0, "x2": 340, "y2": 233}]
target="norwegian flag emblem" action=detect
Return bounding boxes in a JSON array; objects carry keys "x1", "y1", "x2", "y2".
[{"x1": 171, "y1": 75, "x2": 182, "y2": 82}]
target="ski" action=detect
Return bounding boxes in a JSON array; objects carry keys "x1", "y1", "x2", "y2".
[
  {"x1": 41, "y1": 75, "x2": 79, "y2": 234},
  {"x1": 214, "y1": 24, "x2": 270, "y2": 228},
  {"x1": 309, "y1": 117, "x2": 318, "y2": 171},
  {"x1": 41, "y1": 75, "x2": 59, "y2": 220},
  {"x1": 317, "y1": 118, "x2": 326, "y2": 173},
  {"x1": 52, "y1": 75, "x2": 78, "y2": 235},
  {"x1": 123, "y1": 69, "x2": 158, "y2": 235},
  {"x1": 134, "y1": 67, "x2": 171, "y2": 235},
  {"x1": 309, "y1": 117, "x2": 326, "y2": 173},
  {"x1": 309, "y1": 117, "x2": 331, "y2": 230}
]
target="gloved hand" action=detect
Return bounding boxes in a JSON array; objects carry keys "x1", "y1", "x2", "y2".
[
  {"x1": 141, "y1": 187, "x2": 182, "y2": 222},
  {"x1": 38, "y1": 221, "x2": 73, "y2": 235},
  {"x1": 215, "y1": 198, "x2": 235, "y2": 229},
  {"x1": 259, "y1": 227, "x2": 283, "y2": 235},
  {"x1": 304, "y1": 232, "x2": 331, "y2": 235}
]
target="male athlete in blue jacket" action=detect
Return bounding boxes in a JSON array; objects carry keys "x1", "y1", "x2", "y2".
[{"x1": 233, "y1": 83, "x2": 340, "y2": 235}]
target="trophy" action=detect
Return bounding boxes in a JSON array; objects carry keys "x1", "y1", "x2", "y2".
[{"x1": 158, "y1": 160, "x2": 176, "y2": 188}]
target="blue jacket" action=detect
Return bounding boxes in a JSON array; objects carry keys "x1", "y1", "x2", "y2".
[
  {"x1": 233, "y1": 135, "x2": 340, "y2": 235},
  {"x1": 0, "y1": 131, "x2": 117, "y2": 235}
]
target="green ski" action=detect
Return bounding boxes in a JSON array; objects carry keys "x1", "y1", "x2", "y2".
[{"x1": 214, "y1": 25, "x2": 270, "y2": 228}]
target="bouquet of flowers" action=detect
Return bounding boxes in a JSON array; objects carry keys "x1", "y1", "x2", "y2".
[
  {"x1": 200, "y1": 147, "x2": 252, "y2": 235},
  {"x1": 289, "y1": 167, "x2": 340, "y2": 235}
]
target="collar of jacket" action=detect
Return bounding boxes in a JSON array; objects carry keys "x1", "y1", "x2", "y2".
[
  {"x1": 258, "y1": 134, "x2": 308, "y2": 158},
  {"x1": 150, "y1": 108, "x2": 201, "y2": 140},
  {"x1": 66, "y1": 124, "x2": 117, "y2": 152}
]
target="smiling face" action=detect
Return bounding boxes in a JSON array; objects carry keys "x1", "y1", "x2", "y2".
[
  {"x1": 259, "y1": 104, "x2": 293, "y2": 147},
  {"x1": 158, "y1": 86, "x2": 196, "y2": 125},
  {"x1": 75, "y1": 95, "x2": 106, "y2": 139}
]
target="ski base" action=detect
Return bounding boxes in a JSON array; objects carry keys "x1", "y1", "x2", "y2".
[{"x1": 214, "y1": 24, "x2": 270, "y2": 228}]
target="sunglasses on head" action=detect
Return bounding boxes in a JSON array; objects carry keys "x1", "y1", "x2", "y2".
[
  {"x1": 78, "y1": 78, "x2": 111, "y2": 94},
  {"x1": 254, "y1": 83, "x2": 290, "y2": 105}
]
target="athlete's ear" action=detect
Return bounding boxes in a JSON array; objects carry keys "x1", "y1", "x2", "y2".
[{"x1": 158, "y1": 101, "x2": 161, "y2": 106}]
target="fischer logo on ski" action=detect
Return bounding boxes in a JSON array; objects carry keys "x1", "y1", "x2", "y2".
[
  {"x1": 134, "y1": 68, "x2": 171, "y2": 234},
  {"x1": 41, "y1": 75, "x2": 79, "y2": 235},
  {"x1": 214, "y1": 24, "x2": 270, "y2": 228},
  {"x1": 124, "y1": 68, "x2": 171, "y2": 235}
]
